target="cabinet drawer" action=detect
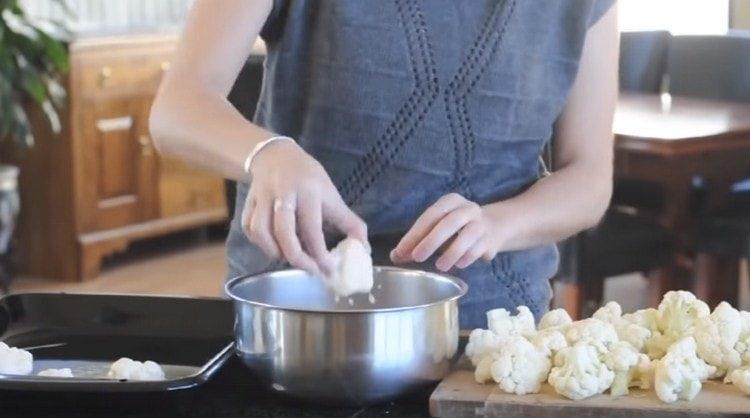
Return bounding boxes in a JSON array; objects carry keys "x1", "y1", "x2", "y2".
[{"x1": 75, "y1": 47, "x2": 173, "y2": 98}]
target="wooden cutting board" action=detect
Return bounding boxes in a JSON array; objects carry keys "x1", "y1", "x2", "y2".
[{"x1": 430, "y1": 359, "x2": 750, "y2": 418}]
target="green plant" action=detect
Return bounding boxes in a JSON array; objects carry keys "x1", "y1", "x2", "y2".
[{"x1": 0, "y1": 0, "x2": 69, "y2": 148}]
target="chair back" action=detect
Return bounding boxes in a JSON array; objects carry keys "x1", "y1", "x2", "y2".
[
  {"x1": 666, "y1": 34, "x2": 750, "y2": 102},
  {"x1": 619, "y1": 31, "x2": 671, "y2": 93}
]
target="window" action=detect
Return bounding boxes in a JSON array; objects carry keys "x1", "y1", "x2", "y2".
[{"x1": 618, "y1": 0, "x2": 730, "y2": 35}]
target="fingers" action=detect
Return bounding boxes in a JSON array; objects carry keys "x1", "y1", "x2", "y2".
[
  {"x1": 323, "y1": 195, "x2": 369, "y2": 250},
  {"x1": 273, "y1": 196, "x2": 321, "y2": 275},
  {"x1": 242, "y1": 193, "x2": 281, "y2": 260},
  {"x1": 297, "y1": 193, "x2": 333, "y2": 274},
  {"x1": 392, "y1": 193, "x2": 467, "y2": 263},
  {"x1": 410, "y1": 202, "x2": 481, "y2": 262},
  {"x1": 456, "y1": 239, "x2": 489, "y2": 269},
  {"x1": 435, "y1": 221, "x2": 484, "y2": 272}
]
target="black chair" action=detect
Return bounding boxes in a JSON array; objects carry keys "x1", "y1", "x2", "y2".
[
  {"x1": 666, "y1": 34, "x2": 750, "y2": 101},
  {"x1": 556, "y1": 179, "x2": 674, "y2": 318},
  {"x1": 225, "y1": 54, "x2": 265, "y2": 218},
  {"x1": 619, "y1": 31, "x2": 671, "y2": 93},
  {"x1": 666, "y1": 34, "x2": 750, "y2": 305},
  {"x1": 694, "y1": 188, "x2": 750, "y2": 308}
]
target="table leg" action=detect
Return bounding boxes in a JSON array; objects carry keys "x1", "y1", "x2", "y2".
[{"x1": 694, "y1": 252, "x2": 740, "y2": 308}]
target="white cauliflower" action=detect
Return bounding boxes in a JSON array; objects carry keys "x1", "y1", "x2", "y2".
[
  {"x1": 733, "y1": 311, "x2": 750, "y2": 366},
  {"x1": 0, "y1": 342, "x2": 33, "y2": 375},
  {"x1": 653, "y1": 336, "x2": 716, "y2": 403},
  {"x1": 487, "y1": 306, "x2": 535, "y2": 339},
  {"x1": 107, "y1": 358, "x2": 165, "y2": 381},
  {"x1": 326, "y1": 238, "x2": 373, "y2": 297},
  {"x1": 604, "y1": 341, "x2": 650, "y2": 397},
  {"x1": 474, "y1": 352, "x2": 499, "y2": 384},
  {"x1": 490, "y1": 336, "x2": 551, "y2": 395},
  {"x1": 651, "y1": 291, "x2": 710, "y2": 360},
  {"x1": 538, "y1": 308, "x2": 573, "y2": 331},
  {"x1": 38, "y1": 368, "x2": 74, "y2": 378},
  {"x1": 548, "y1": 342, "x2": 615, "y2": 400},
  {"x1": 594, "y1": 302, "x2": 652, "y2": 353},
  {"x1": 728, "y1": 367, "x2": 750, "y2": 395},
  {"x1": 465, "y1": 329, "x2": 503, "y2": 366},
  {"x1": 528, "y1": 328, "x2": 568, "y2": 357},
  {"x1": 565, "y1": 318, "x2": 619, "y2": 353},
  {"x1": 693, "y1": 301, "x2": 742, "y2": 378}
]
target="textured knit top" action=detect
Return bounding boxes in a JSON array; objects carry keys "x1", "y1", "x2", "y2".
[{"x1": 227, "y1": 0, "x2": 615, "y2": 328}]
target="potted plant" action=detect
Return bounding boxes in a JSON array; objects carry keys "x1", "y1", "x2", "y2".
[{"x1": 0, "y1": 0, "x2": 69, "y2": 290}]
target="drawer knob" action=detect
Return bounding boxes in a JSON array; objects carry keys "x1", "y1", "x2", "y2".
[
  {"x1": 139, "y1": 135, "x2": 153, "y2": 156},
  {"x1": 160, "y1": 61, "x2": 171, "y2": 73},
  {"x1": 98, "y1": 66, "x2": 112, "y2": 87}
]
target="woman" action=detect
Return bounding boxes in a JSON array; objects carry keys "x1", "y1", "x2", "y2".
[{"x1": 150, "y1": 0, "x2": 618, "y2": 328}]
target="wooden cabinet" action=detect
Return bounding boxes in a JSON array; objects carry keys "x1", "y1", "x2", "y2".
[{"x1": 13, "y1": 34, "x2": 228, "y2": 281}]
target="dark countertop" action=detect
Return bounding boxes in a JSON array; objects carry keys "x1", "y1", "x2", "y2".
[{"x1": 0, "y1": 356, "x2": 432, "y2": 418}]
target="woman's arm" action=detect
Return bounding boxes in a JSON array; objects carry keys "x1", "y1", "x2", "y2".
[
  {"x1": 393, "y1": 5, "x2": 618, "y2": 271},
  {"x1": 149, "y1": 0, "x2": 273, "y2": 180},
  {"x1": 150, "y1": 0, "x2": 367, "y2": 275}
]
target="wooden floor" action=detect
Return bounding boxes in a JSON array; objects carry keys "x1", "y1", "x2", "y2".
[{"x1": 12, "y1": 239, "x2": 227, "y2": 297}]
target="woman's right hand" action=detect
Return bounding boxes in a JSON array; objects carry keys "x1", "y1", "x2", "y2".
[{"x1": 241, "y1": 139, "x2": 368, "y2": 276}]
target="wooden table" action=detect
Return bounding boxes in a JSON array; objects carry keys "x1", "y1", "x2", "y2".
[{"x1": 614, "y1": 92, "x2": 750, "y2": 304}]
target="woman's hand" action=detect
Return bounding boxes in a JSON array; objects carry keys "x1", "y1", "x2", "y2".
[
  {"x1": 391, "y1": 193, "x2": 509, "y2": 272},
  {"x1": 242, "y1": 140, "x2": 368, "y2": 275}
]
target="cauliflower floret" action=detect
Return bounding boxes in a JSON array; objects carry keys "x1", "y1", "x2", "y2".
[
  {"x1": 107, "y1": 358, "x2": 165, "y2": 381},
  {"x1": 594, "y1": 302, "x2": 652, "y2": 353},
  {"x1": 529, "y1": 328, "x2": 568, "y2": 357},
  {"x1": 604, "y1": 341, "x2": 649, "y2": 397},
  {"x1": 326, "y1": 238, "x2": 374, "y2": 297},
  {"x1": 548, "y1": 342, "x2": 615, "y2": 400},
  {"x1": 0, "y1": 342, "x2": 33, "y2": 375},
  {"x1": 693, "y1": 301, "x2": 742, "y2": 378},
  {"x1": 728, "y1": 367, "x2": 750, "y2": 395},
  {"x1": 655, "y1": 291, "x2": 710, "y2": 353},
  {"x1": 465, "y1": 329, "x2": 503, "y2": 366},
  {"x1": 622, "y1": 308, "x2": 660, "y2": 332},
  {"x1": 565, "y1": 318, "x2": 619, "y2": 353},
  {"x1": 37, "y1": 368, "x2": 74, "y2": 378},
  {"x1": 732, "y1": 311, "x2": 750, "y2": 366},
  {"x1": 487, "y1": 306, "x2": 535, "y2": 339},
  {"x1": 474, "y1": 352, "x2": 499, "y2": 384},
  {"x1": 653, "y1": 336, "x2": 716, "y2": 403},
  {"x1": 538, "y1": 308, "x2": 573, "y2": 331},
  {"x1": 490, "y1": 336, "x2": 551, "y2": 395},
  {"x1": 593, "y1": 301, "x2": 623, "y2": 324}
]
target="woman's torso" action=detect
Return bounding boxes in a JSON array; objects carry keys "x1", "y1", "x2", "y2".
[{"x1": 227, "y1": 0, "x2": 613, "y2": 328}]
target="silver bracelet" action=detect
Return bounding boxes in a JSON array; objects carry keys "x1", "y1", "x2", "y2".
[{"x1": 243, "y1": 136, "x2": 295, "y2": 175}]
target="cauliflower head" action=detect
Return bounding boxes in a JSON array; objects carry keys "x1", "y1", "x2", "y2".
[
  {"x1": 465, "y1": 328, "x2": 503, "y2": 366},
  {"x1": 565, "y1": 318, "x2": 619, "y2": 353},
  {"x1": 653, "y1": 336, "x2": 716, "y2": 403},
  {"x1": 474, "y1": 352, "x2": 500, "y2": 384},
  {"x1": 107, "y1": 358, "x2": 165, "y2": 381},
  {"x1": 732, "y1": 311, "x2": 750, "y2": 366},
  {"x1": 529, "y1": 327, "x2": 568, "y2": 357},
  {"x1": 539, "y1": 308, "x2": 573, "y2": 331},
  {"x1": 693, "y1": 301, "x2": 742, "y2": 378},
  {"x1": 548, "y1": 342, "x2": 615, "y2": 400},
  {"x1": 604, "y1": 341, "x2": 649, "y2": 397},
  {"x1": 595, "y1": 302, "x2": 652, "y2": 353},
  {"x1": 0, "y1": 342, "x2": 33, "y2": 375},
  {"x1": 490, "y1": 336, "x2": 551, "y2": 395},
  {"x1": 729, "y1": 367, "x2": 750, "y2": 395},
  {"x1": 487, "y1": 306, "x2": 535, "y2": 339},
  {"x1": 657, "y1": 291, "x2": 710, "y2": 342}
]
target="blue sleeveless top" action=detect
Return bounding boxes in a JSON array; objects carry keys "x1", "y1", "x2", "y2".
[{"x1": 227, "y1": 0, "x2": 615, "y2": 328}]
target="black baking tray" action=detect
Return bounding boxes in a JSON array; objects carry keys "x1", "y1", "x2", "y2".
[{"x1": 0, "y1": 293, "x2": 235, "y2": 392}]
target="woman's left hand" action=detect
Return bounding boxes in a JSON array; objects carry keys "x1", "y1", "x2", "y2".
[{"x1": 391, "y1": 193, "x2": 507, "y2": 272}]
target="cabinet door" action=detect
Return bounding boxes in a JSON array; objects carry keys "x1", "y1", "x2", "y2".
[{"x1": 78, "y1": 97, "x2": 158, "y2": 232}]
